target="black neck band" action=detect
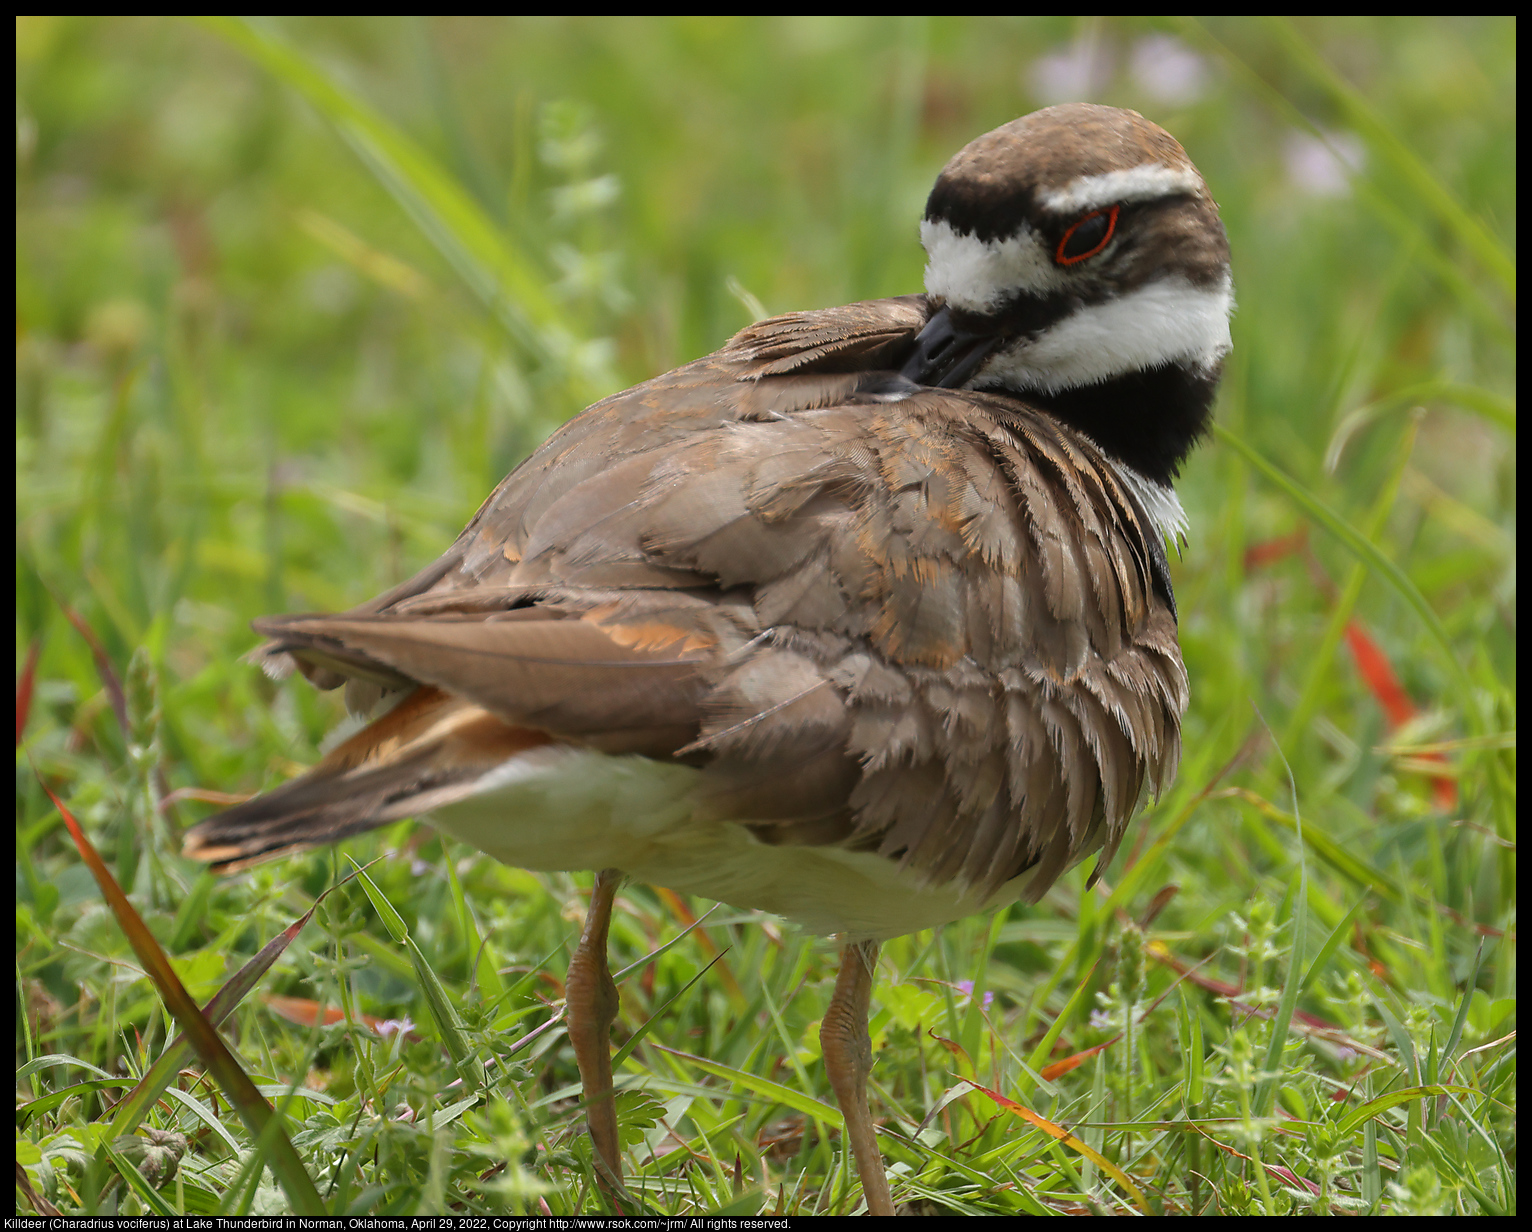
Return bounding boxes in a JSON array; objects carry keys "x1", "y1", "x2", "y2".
[{"x1": 979, "y1": 358, "x2": 1218, "y2": 486}]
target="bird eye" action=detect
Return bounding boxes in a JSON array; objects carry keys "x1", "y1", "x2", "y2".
[{"x1": 1055, "y1": 204, "x2": 1120, "y2": 266}]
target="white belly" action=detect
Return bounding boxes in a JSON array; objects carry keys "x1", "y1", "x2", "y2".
[{"x1": 428, "y1": 745, "x2": 1030, "y2": 941}]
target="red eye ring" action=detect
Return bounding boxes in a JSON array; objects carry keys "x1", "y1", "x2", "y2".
[{"x1": 1055, "y1": 204, "x2": 1120, "y2": 266}]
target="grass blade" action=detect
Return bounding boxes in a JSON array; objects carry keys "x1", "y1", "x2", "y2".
[
  {"x1": 960, "y1": 1078, "x2": 1150, "y2": 1214},
  {"x1": 1212, "y1": 422, "x2": 1479, "y2": 730},
  {"x1": 650, "y1": 1044, "x2": 841, "y2": 1124},
  {"x1": 105, "y1": 876, "x2": 357, "y2": 1140},
  {"x1": 190, "y1": 16, "x2": 602, "y2": 402},
  {"x1": 1259, "y1": 17, "x2": 1514, "y2": 296},
  {"x1": 354, "y1": 863, "x2": 488, "y2": 1092},
  {"x1": 34, "y1": 768, "x2": 326, "y2": 1215}
]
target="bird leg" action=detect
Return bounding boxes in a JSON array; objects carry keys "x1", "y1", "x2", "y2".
[
  {"x1": 565, "y1": 868, "x2": 624, "y2": 1204},
  {"x1": 820, "y1": 939, "x2": 895, "y2": 1216}
]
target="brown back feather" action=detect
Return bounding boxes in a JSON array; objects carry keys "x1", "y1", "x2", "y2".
[{"x1": 191, "y1": 296, "x2": 1186, "y2": 902}]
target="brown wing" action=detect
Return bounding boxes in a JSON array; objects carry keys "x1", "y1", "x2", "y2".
[
  {"x1": 192, "y1": 295, "x2": 1186, "y2": 899},
  {"x1": 513, "y1": 387, "x2": 1187, "y2": 901},
  {"x1": 721, "y1": 294, "x2": 931, "y2": 375}
]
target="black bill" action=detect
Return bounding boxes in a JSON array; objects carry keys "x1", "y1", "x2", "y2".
[{"x1": 899, "y1": 306, "x2": 1003, "y2": 389}]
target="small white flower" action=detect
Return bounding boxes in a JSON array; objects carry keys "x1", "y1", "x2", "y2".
[
  {"x1": 1129, "y1": 35, "x2": 1210, "y2": 106},
  {"x1": 1285, "y1": 129, "x2": 1366, "y2": 198},
  {"x1": 1028, "y1": 39, "x2": 1114, "y2": 105}
]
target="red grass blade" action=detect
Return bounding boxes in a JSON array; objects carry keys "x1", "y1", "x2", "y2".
[
  {"x1": 1345, "y1": 621, "x2": 1457, "y2": 809},
  {"x1": 1243, "y1": 526, "x2": 1308, "y2": 569},
  {"x1": 264, "y1": 993, "x2": 423, "y2": 1042},
  {"x1": 106, "y1": 857, "x2": 388, "y2": 1142},
  {"x1": 959, "y1": 1078, "x2": 1149, "y2": 1213},
  {"x1": 33, "y1": 764, "x2": 326, "y2": 1214},
  {"x1": 1344, "y1": 621, "x2": 1415, "y2": 728},
  {"x1": 57, "y1": 603, "x2": 129, "y2": 735},
  {"x1": 1039, "y1": 1038, "x2": 1117, "y2": 1081},
  {"x1": 17, "y1": 636, "x2": 42, "y2": 746}
]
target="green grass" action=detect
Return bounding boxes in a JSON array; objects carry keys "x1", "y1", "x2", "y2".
[{"x1": 17, "y1": 16, "x2": 1515, "y2": 1216}]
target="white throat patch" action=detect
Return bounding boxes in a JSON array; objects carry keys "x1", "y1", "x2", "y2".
[{"x1": 975, "y1": 272, "x2": 1233, "y2": 394}]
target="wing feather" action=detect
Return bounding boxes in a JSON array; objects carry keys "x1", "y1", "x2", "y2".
[{"x1": 193, "y1": 296, "x2": 1187, "y2": 918}]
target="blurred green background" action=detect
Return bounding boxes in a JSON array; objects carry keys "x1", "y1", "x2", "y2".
[{"x1": 16, "y1": 16, "x2": 1515, "y2": 1216}]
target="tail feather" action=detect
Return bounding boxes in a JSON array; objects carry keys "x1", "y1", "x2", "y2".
[{"x1": 183, "y1": 686, "x2": 551, "y2": 872}]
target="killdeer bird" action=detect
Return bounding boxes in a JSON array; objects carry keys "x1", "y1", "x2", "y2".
[{"x1": 185, "y1": 103, "x2": 1230, "y2": 1215}]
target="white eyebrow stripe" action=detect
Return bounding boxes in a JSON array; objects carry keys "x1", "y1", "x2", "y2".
[{"x1": 1040, "y1": 163, "x2": 1204, "y2": 215}]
